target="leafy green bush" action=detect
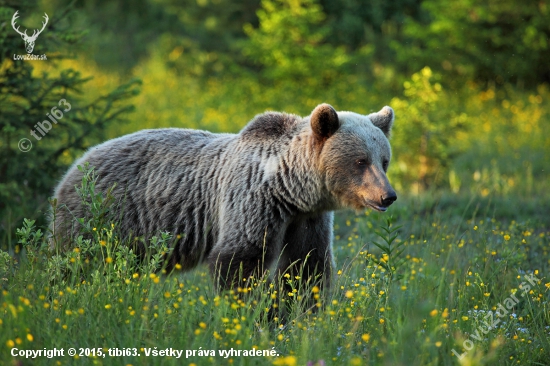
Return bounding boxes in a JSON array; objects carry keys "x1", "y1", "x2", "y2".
[
  {"x1": 0, "y1": 2, "x2": 140, "y2": 249},
  {"x1": 390, "y1": 67, "x2": 469, "y2": 191}
]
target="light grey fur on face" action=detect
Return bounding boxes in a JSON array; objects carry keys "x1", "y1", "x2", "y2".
[{"x1": 51, "y1": 104, "x2": 396, "y2": 290}]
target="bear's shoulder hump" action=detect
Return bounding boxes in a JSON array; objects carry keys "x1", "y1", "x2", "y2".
[{"x1": 240, "y1": 112, "x2": 301, "y2": 140}]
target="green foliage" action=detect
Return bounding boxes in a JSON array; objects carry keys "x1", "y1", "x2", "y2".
[
  {"x1": 72, "y1": 163, "x2": 118, "y2": 238},
  {"x1": 30, "y1": 0, "x2": 548, "y2": 198},
  {"x1": 0, "y1": 0, "x2": 549, "y2": 364},
  {"x1": 67, "y1": 0, "x2": 261, "y2": 72},
  {"x1": 16, "y1": 219, "x2": 44, "y2": 250},
  {"x1": 2, "y1": 0, "x2": 549, "y2": 255},
  {"x1": 238, "y1": 0, "x2": 374, "y2": 113},
  {"x1": 370, "y1": 216, "x2": 404, "y2": 282},
  {"x1": 390, "y1": 67, "x2": 468, "y2": 190},
  {"x1": 0, "y1": 249, "x2": 13, "y2": 281},
  {"x1": 0, "y1": 2, "x2": 140, "y2": 249},
  {"x1": 396, "y1": 0, "x2": 550, "y2": 86},
  {"x1": 243, "y1": 0, "x2": 350, "y2": 84},
  {"x1": 16, "y1": 163, "x2": 173, "y2": 288},
  {"x1": 447, "y1": 84, "x2": 550, "y2": 198},
  {"x1": 1, "y1": 190, "x2": 549, "y2": 364},
  {"x1": 16, "y1": 219, "x2": 44, "y2": 271},
  {"x1": 319, "y1": 0, "x2": 423, "y2": 51}
]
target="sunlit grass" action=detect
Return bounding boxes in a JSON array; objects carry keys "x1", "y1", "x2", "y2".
[{"x1": 1, "y1": 185, "x2": 549, "y2": 365}]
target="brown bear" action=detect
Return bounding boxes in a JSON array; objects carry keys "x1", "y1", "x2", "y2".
[{"x1": 51, "y1": 104, "x2": 396, "y2": 289}]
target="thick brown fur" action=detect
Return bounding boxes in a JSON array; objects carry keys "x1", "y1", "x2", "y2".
[{"x1": 51, "y1": 104, "x2": 397, "y2": 289}]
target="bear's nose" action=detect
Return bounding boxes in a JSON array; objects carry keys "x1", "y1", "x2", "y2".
[{"x1": 381, "y1": 193, "x2": 397, "y2": 207}]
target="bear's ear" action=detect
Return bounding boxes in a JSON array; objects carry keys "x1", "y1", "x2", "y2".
[
  {"x1": 368, "y1": 106, "x2": 394, "y2": 137},
  {"x1": 310, "y1": 103, "x2": 340, "y2": 140}
]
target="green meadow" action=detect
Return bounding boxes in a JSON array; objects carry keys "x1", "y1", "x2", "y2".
[
  {"x1": 1, "y1": 0, "x2": 549, "y2": 365},
  {"x1": 1, "y1": 186, "x2": 549, "y2": 365}
]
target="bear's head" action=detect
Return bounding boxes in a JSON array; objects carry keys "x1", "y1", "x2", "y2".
[{"x1": 310, "y1": 103, "x2": 397, "y2": 212}]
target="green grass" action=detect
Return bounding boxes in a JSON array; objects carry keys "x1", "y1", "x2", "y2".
[{"x1": 1, "y1": 187, "x2": 549, "y2": 365}]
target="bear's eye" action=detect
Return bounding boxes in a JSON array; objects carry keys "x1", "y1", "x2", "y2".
[
  {"x1": 356, "y1": 159, "x2": 368, "y2": 167},
  {"x1": 382, "y1": 160, "x2": 389, "y2": 171}
]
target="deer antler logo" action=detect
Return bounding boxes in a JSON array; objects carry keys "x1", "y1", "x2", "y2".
[{"x1": 11, "y1": 11, "x2": 49, "y2": 54}]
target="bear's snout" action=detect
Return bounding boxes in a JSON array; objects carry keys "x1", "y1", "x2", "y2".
[{"x1": 381, "y1": 192, "x2": 397, "y2": 207}]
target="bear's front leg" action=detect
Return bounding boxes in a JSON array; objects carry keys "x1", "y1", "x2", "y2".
[
  {"x1": 277, "y1": 212, "x2": 335, "y2": 294},
  {"x1": 207, "y1": 233, "x2": 278, "y2": 290}
]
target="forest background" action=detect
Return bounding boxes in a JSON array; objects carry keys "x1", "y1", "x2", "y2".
[
  {"x1": 1, "y1": 0, "x2": 549, "y2": 255},
  {"x1": 1, "y1": 1, "x2": 550, "y2": 365}
]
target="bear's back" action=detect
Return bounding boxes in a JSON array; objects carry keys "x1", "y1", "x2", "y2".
[
  {"x1": 59, "y1": 128, "x2": 235, "y2": 195},
  {"x1": 53, "y1": 128, "x2": 236, "y2": 250}
]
